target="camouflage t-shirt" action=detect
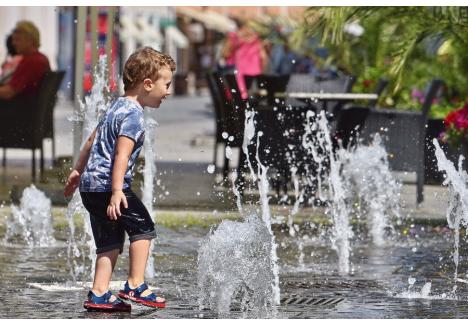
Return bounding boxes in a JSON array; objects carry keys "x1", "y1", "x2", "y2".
[{"x1": 79, "y1": 97, "x2": 145, "y2": 192}]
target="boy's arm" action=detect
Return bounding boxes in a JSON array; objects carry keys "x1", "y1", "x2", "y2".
[
  {"x1": 106, "y1": 135, "x2": 135, "y2": 220},
  {"x1": 63, "y1": 129, "x2": 97, "y2": 197}
]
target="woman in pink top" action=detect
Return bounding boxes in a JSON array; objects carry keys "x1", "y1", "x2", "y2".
[{"x1": 222, "y1": 20, "x2": 267, "y2": 99}]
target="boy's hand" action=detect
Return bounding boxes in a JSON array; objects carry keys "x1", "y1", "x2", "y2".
[
  {"x1": 107, "y1": 190, "x2": 128, "y2": 220},
  {"x1": 64, "y1": 170, "x2": 81, "y2": 197}
]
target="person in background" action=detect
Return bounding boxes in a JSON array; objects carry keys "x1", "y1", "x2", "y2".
[
  {"x1": 0, "y1": 34, "x2": 23, "y2": 84},
  {"x1": 0, "y1": 20, "x2": 50, "y2": 101},
  {"x1": 221, "y1": 18, "x2": 267, "y2": 99}
]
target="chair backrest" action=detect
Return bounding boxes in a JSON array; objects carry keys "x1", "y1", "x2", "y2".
[
  {"x1": 206, "y1": 71, "x2": 225, "y2": 139},
  {"x1": 421, "y1": 78, "x2": 444, "y2": 119},
  {"x1": 36, "y1": 70, "x2": 65, "y2": 139},
  {"x1": 258, "y1": 74, "x2": 290, "y2": 106},
  {"x1": 285, "y1": 74, "x2": 354, "y2": 109},
  {"x1": 213, "y1": 72, "x2": 244, "y2": 146},
  {"x1": 368, "y1": 78, "x2": 389, "y2": 107},
  {"x1": 361, "y1": 78, "x2": 444, "y2": 173}
]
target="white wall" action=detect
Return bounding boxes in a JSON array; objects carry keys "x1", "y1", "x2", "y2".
[{"x1": 0, "y1": 6, "x2": 58, "y2": 69}]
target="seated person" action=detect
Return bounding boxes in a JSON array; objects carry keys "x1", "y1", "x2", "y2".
[
  {"x1": 0, "y1": 20, "x2": 50, "y2": 102},
  {"x1": 0, "y1": 34, "x2": 23, "y2": 84}
]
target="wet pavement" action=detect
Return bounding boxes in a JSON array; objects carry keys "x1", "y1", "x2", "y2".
[
  {"x1": 1, "y1": 221, "x2": 468, "y2": 319},
  {"x1": 0, "y1": 95, "x2": 464, "y2": 319}
]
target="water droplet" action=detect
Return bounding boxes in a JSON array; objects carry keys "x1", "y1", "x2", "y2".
[
  {"x1": 225, "y1": 146, "x2": 233, "y2": 159},
  {"x1": 222, "y1": 132, "x2": 229, "y2": 139},
  {"x1": 207, "y1": 164, "x2": 215, "y2": 174}
]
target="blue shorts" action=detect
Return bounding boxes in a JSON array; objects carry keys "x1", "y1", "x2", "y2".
[{"x1": 80, "y1": 188, "x2": 156, "y2": 254}]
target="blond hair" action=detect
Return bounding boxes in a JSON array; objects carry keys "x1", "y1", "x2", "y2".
[
  {"x1": 14, "y1": 20, "x2": 40, "y2": 48},
  {"x1": 123, "y1": 47, "x2": 176, "y2": 91}
]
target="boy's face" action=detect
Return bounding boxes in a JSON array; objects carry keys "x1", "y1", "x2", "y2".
[{"x1": 143, "y1": 67, "x2": 173, "y2": 109}]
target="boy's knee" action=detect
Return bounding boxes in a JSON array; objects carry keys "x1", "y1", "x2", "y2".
[{"x1": 129, "y1": 230, "x2": 157, "y2": 243}]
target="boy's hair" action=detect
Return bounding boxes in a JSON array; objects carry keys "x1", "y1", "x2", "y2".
[{"x1": 123, "y1": 46, "x2": 176, "y2": 91}]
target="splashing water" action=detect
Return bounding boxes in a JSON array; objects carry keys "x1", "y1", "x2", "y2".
[
  {"x1": 433, "y1": 139, "x2": 468, "y2": 290},
  {"x1": 66, "y1": 55, "x2": 111, "y2": 281},
  {"x1": 198, "y1": 110, "x2": 280, "y2": 317},
  {"x1": 197, "y1": 216, "x2": 278, "y2": 317},
  {"x1": 76, "y1": 55, "x2": 110, "y2": 136},
  {"x1": 141, "y1": 114, "x2": 158, "y2": 278},
  {"x1": 296, "y1": 110, "x2": 401, "y2": 272},
  {"x1": 341, "y1": 135, "x2": 401, "y2": 246},
  {"x1": 65, "y1": 191, "x2": 94, "y2": 282},
  {"x1": 4, "y1": 185, "x2": 55, "y2": 247},
  {"x1": 311, "y1": 110, "x2": 353, "y2": 274}
]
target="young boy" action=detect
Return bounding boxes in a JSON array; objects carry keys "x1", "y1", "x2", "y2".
[{"x1": 64, "y1": 47, "x2": 175, "y2": 312}]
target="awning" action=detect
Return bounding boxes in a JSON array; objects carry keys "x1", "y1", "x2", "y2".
[
  {"x1": 135, "y1": 16, "x2": 163, "y2": 43},
  {"x1": 176, "y1": 7, "x2": 236, "y2": 33},
  {"x1": 119, "y1": 14, "x2": 163, "y2": 44},
  {"x1": 165, "y1": 25, "x2": 189, "y2": 49}
]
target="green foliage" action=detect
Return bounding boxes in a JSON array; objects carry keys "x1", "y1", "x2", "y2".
[{"x1": 293, "y1": 6, "x2": 468, "y2": 117}]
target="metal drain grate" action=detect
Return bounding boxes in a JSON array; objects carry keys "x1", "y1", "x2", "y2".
[
  {"x1": 284, "y1": 279, "x2": 380, "y2": 290},
  {"x1": 281, "y1": 296, "x2": 344, "y2": 306}
]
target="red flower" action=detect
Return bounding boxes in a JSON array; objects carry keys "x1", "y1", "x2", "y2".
[
  {"x1": 444, "y1": 110, "x2": 458, "y2": 126},
  {"x1": 443, "y1": 103, "x2": 468, "y2": 147},
  {"x1": 362, "y1": 79, "x2": 372, "y2": 88}
]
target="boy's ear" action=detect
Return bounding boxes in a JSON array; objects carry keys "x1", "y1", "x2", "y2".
[{"x1": 143, "y1": 78, "x2": 153, "y2": 91}]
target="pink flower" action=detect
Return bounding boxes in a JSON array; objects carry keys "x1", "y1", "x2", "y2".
[{"x1": 411, "y1": 89, "x2": 423, "y2": 99}]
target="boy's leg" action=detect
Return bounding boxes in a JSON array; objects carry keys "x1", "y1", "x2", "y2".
[
  {"x1": 128, "y1": 239, "x2": 150, "y2": 288},
  {"x1": 127, "y1": 239, "x2": 164, "y2": 302},
  {"x1": 92, "y1": 248, "x2": 120, "y2": 296}
]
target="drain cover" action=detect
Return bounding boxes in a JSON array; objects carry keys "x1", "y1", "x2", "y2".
[
  {"x1": 281, "y1": 296, "x2": 344, "y2": 306},
  {"x1": 285, "y1": 279, "x2": 380, "y2": 290}
]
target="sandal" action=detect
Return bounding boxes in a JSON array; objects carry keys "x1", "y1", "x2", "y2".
[
  {"x1": 118, "y1": 281, "x2": 166, "y2": 308},
  {"x1": 84, "y1": 290, "x2": 131, "y2": 312}
]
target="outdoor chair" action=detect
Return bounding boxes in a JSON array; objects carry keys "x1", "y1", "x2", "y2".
[
  {"x1": 333, "y1": 78, "x2": 389, "y2": 148},
  {"x1": 244, "y1": 74, "x2": 290, "y2": 107},
  {"x1": 0, "y1": 70, "x2": 65, "y2": 181},
  {"x1": 284, "y1": 73, "x2": 355, "y2": 113},
  {"x1": 206, "y1": 71, "x2": 226, "y2": 169},
  {"x1": 360, "y1": 78, "x2": 444, "y2": 204},
  {"x1": 209, "y1": 72, "x2": 246, "y2": 182}
]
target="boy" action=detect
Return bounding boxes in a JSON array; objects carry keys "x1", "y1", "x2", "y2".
[{"x1": 64, "y1": 47, "x2": 175, "y2": 312}]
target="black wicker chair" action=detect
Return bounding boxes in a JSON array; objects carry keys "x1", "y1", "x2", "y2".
[
  {"x1": 0, "y1": 70, "x2": 65, "y2": 181},
  {"x1": 360, "y1": 78, "x2": 444, "y2": 204},
  {"x1": 333, "y1": 78, "x2": 389, "y2": 148}
]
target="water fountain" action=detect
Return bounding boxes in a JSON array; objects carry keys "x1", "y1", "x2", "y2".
[
  {"x1": 65, "y1": 55, "x2": 111, "y2": 281},
  {"x1": 65, "y1": 191, "x2": 89, "y2": 282},
  {"x1": 296, "y1": 110, "x2": 353, "y2": 274},
  {"x1": 4, "y1": 185, "x2": 56, "y2": 247},
  {"x1": 197, "y1": 110, "x2": 280, "y2": 317},
  {"x1": 341, "y1": 134, "x2": 401, "y2": 246},
  {"x1": 433, "y1": 139, "x2": 468, "y2": 290},
  {"x1": 142, "y1": 113, "x2": 158, "y2": 278}
]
